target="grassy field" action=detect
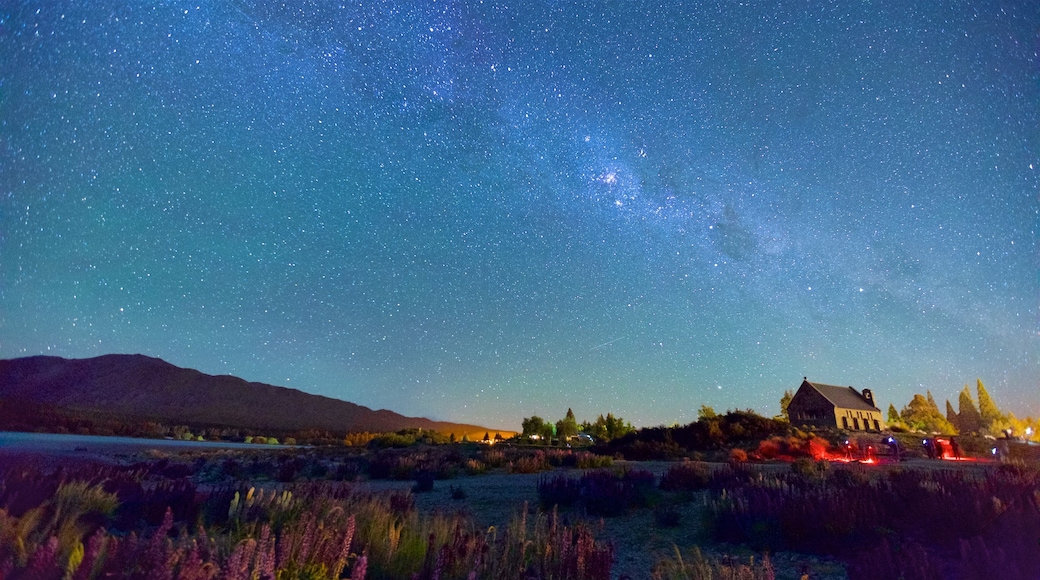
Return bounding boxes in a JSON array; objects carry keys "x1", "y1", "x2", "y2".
[{"x1": 0, "y1": 442, "x2": 1036, "y2": 579}]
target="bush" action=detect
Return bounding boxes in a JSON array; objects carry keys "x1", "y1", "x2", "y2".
[
  {"x1": 539, "y1": 469, "x2": 657, "y2": 517},
  {"x1": 537, "y1": 474, "x2": 583, "y2": 509},
  {"x1": 653, "y1": 504, "x2": 682, "y2": 528},
  {"x1": 412, "y1": 470, "x2": 435, "y2": 493},
  {"x1": 660, "y1": 461, "x2": 712, "y2": 492},
  {"x1": 508, "y1": 451, "x2": 550, "y2": 474},
  {"x1": 790, "y1": 457, "x2": 829, "y2": 480},
  {"x1": 575, "y1": 451, "x2": 613, "y2": 469},
  {"x1": 448, "y1": 485, "x2": 467, "y2": 500}
]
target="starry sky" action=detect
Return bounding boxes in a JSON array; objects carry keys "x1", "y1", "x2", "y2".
[{"x1": 2, "y1": 1, "x2": 1038, "y2": 430}]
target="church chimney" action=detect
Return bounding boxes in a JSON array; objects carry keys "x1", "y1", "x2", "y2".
[{"x1": 862, "y1": 388, "x2": 876, "y2": 408}]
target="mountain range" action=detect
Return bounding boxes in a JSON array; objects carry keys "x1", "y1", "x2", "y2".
[{"x1": 0, "y1": 354, "x2": 507, "y2": 438}]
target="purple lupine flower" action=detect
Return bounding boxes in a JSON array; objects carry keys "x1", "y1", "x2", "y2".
[
  {"x1": 331, "y1": 515, "x2": 356, "y2": 579},
  {"x1": 431, "y1": 545, "x2": 447, "y2": 580},
  {"x1": 256, "y1": 524, "x2": 275, "y2": 580},
  {"x1": 144, "y1": 507, "x2": 175, "y2": 580},
  {"x1": 25, "y1": 536, "x2": 60, "y2": 575},
  {"x1": 297, "y1": 513, "x2": 316, "y2": 565},
  {"x1": 350, "y1": 551, "x2": 367, "y2": 580},
  {"x1": 72, "y1": 528, "x2": 107, "y2": 580},
  {"x1": 196, "y1": 525, "x2": 212, "y2": 563},
  {"x1": 176, "y1": 540, "x2": 204, "y2": 580},
  {"x1": 223, "y1": 539, "x2": 256, "y2": 580}
]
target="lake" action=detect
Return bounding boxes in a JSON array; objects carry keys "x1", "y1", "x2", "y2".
[{"x1": 0, "y1": 431, "x2": 291, "y2": 453}]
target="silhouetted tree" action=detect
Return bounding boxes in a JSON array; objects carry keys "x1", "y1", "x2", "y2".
[
  {"x1": 901, "y1": 394, "x2": 956, "y2": 434},
  {"x1": 555, "y1": 408, "x2": 579, "y2": 442},
  {"x1": 945, "y1": 400, "x2": 959, "y2": 433},
  {"x1": 581, "y1": 413, "x2": 634, "y2": 442},
  {"x1": 698, "y1": 405, "x2": 717, "y2": 420},
  {"x1": 521, "y1": 416, "x2": 554, "y2": 443},
  {"x1": 958, "y1": 386, "x2": 982, "y2": 435},
  {"x1": 779, "y1": 390, "x2": 794, "y2": 421},
  {"x1": 887, "y1": 404, "x2": 900, "y2": 424},
  {"x1": 925, "y1": 391, "x2": 942, "y2": 416},
  {"x1": 976, "y1": 379, "x2": 1003, "y2": 433}
]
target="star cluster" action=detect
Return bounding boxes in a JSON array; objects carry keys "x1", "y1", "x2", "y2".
[{"x1": 2, "y1": 1, "x2": 1037, "y2": 428}]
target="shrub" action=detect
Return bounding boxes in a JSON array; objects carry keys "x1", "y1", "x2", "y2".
[
  {"x1": 728, "y1": 448, "x2": 748, "y2": 463},
  {"x1": 653, "y1": 505, "x2": 682, "y2": 528},
  {"x1": 412, "y1": 470, "x2": 435, "y2": 493},
  {"x1": 448, "y1": 486, "x2": 467, "y2": 500},
  {"x1": 790, "y1": 457, "x2": 829, "y2": 480},
  {"x1": 479, "y1": 449, "x2": 506, "y2": 469},
  {"x1": 756, "y1": 438, "x2": 782, "y2": 459},
  {"x1": 507, "y1": 451, "x2": 550, "y2": 474},
  {"x1": 539, "y1": 469, "x2": 657, "y2": 517},
  {"x1": 575, "y1": 451, "x2": 613, "y2": 469},
  {"x1": 464, "y1": 459, "x2": 487, "y2": 475},
  {"x1": 660, "y1": 461, "x2": 712, "y2": 492},
  {"x1": 537, "y1": 474, "x2": 582, "y2": 509}
]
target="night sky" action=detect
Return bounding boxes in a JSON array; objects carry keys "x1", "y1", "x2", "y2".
[{"x1": 2, "y1": 1, "x2": 1038, "y2": 429}]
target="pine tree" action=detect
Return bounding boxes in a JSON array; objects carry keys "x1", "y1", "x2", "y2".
[
  {"x1": 926, "y1": 391, "x2": 941, "y2": 415},
  {"x1": 945, "y1": 400, "x2": 959, "y2": 433},
  {"x1": 887, "y1": 403, "x2": 900, "y2": 424},
  {"x1": 779, "y1": 390, "x2": 794, "y2": 421},
  {"x1": 958, "y1": 386, "x2": 982, "y2": 435},
  {"x1": 555, "y1": 408, "x2": 579, "y2": 442},
  {"x1": 976, "y1": 379, "x2": 1002, "y2": 433}
]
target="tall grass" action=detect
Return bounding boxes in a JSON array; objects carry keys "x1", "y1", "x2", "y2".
[
  {"x1": 651, "y1": 546, "x2": 774, "y2": 580},
  {"x1": 702, "y1": 461, "x2": 1040, "y2": 578},
  {"x1": 0, "y1": 456, "x2": 615, "y2": 580}
]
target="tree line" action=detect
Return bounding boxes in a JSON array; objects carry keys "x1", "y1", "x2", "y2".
[
  {"x1": 886, "y1": 379, "x2": 1038, "y2": 439},
  {"x1": 519, "y1": 409, "x2": 635, "y2": 444}
]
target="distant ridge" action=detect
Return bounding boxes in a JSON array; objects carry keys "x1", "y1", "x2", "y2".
[{"x1": 0, "y1": 354, "x2": 505, "y2": 437}]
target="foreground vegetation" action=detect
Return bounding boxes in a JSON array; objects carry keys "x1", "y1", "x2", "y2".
[
  {"x1": 1, "y1": 437, "x2": 1038, "y2": 580},
  {"x1": 0, "y1": 452, "x2": 615, "y2": 579}
]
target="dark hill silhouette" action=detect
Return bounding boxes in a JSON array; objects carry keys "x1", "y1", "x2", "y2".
[{"x1": 0, "y1": 354, "x2": 503, "y2": 436}]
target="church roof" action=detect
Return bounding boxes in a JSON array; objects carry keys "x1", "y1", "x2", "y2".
[{"x1": 802, "y1": 380, "x2": 879, "y2": 412}]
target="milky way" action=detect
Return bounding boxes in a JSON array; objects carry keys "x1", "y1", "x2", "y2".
[{"x1": 2, "y1": 1, "x2": 1037, "y2": 428}]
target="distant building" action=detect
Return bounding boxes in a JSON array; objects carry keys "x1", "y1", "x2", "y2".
[{"x1": 788, "y1": 378, "x2": 885, "y2": 432}]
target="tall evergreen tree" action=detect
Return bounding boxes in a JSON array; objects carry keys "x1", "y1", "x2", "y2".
[
  {"x1": 976, "y1": 379, "x2": 1002, "y2": 432},
  {"x1": 926, "y1": 391, "x2": 941, "y2": 415},
  {"x1": 958, "y1": 386, "x2": 982, "y2": 434},
  {"x1": 945, "y1": 400, "x2": 959, "y2": 433},
  {"x1": 779, "y1": 389, "x2": 794, "y2": 421},
  {"x1": 887, "y1": 403, "x2": 900, "y2": 424},
  {"x1": 555, "y1": 408, "x2": 579, "y2": 441}
]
